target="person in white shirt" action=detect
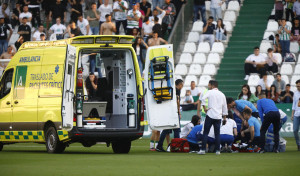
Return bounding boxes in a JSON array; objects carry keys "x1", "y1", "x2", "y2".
[
  {"x1": 180, "y1": 115, "x2": 201, "y2": 138},
  {"x1": 49, "y1": 17, "x2": 67, "y2": 40},
  {"x1": 220, "y1": 115, "x2": 237, "y2": 151},
  {"x1": 0, "y1": 3, "x2": 10, "y2": 23},
  {"x1": 150, "y1": 7, "x2": 166, "y2": 25},
  {"x1": 142, "y1": 17, "x2": 153, "y2": 42},
  {"x1": 292, "y1": 79, "x2": 300, "y2": 151},
  {"x1": 190, "y1": 81, "x2": 201, "y2": 96},
  {"x1": 258, "y1": 74, "x2": 272, "y2": 93},
  {"x1": 77, "y1": 14, "x2": 92, "y2": 35},
  {"x1": 198, "y1": 80, "x2": 228, "y2": 155},
  {"x1": 113, "y1": 0, "x2": 128, "y2": 34},
  {"x1": 33, "y1": 25, "x2": 46, "y2": 41},
  {"x1": 19, "y1": 5, "x2": 32, "y2": 26},
  {"x1": 244, "y1": 47, "x2": 268, "y2": 80},
  {"x1": 98, "y1": 0, "x2": 113, "y2": 28}
]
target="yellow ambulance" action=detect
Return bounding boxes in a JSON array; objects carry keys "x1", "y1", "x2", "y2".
[{"x1": 0, "y1": 35, "x2": 146, "y2": 153}]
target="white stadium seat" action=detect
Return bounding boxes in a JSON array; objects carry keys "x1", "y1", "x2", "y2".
[
  {"x1": 266, "y1": 21, "x2": 279, "y2": 32},
  {"x1": 290, "y1": 42, "x2": 299, "y2": 53},
  {"x1": 286, "y1": 21, "x2": 293, "y2": 28},
  {"x1": 198, "y1": 75, "x2": 212, "y2": 86},
  {"x1": 224, "y1": 21, "x2": 233, "y2": 33},
  {"x1": 188, "y1": 64, "x2": 202, "y2": 75},
  {"x1": 207, "y1": 53, "x2": 221, "y2": 64},
  {"x1": 193, "y1": 53, "x2": 206, "y2": 64},
  {"x1": 211, "y1": 42, "x2": 225, "y2": 54},
  {"x1": 281, "y1": 75, "x2": 289, "y2": 84},
  {"x1": 202, "y1": 64, "x2": 216, "y2": 75},
  {"x1": 180, "y1": 87, "x2": 188, "y2": 98},
  {"x1": 192, "y1": 21, "x2": 204, "y2": 32},
  {"x1": 224, "y1": 11, "x2": 236, "y2": 22},
  {"x1": 247, "y1": 74, "x2": 260, "y2": 86},
  {"x1": 174, "y1": 75, "x2": 183, "y2": 81},
  {"x1": 263, "y1": 31, "x2": 275, "y2": 40},
  {"x1": 280, "y1": 64, "x2": 293, "y2": 75},
  {"x1": 187, "y1": 32, "x2": 200, "y2": 43},
  {"x1": 183, "y1": 42, "x2": 196, "y2": 53},
  {"x1": 250, "y1": 86, "x2": 256, "y2": 94},
  {"x1": 291, "y1": 86, "x2": 297, "y2": 92},
  {"x1": 228, "y1": 1, "x2": 240, "y2": 11},
  {"x1": 298, "y1": 55, "x2": 300, "y2": 64},
  {"x1": 294, "y1": 64, "x2": 300, "y2": 75},
  {"x1": 174, "y1": 64, "x2": 188, "y2": 75},
  {"x1": 267, "y1": 75, "x2": 275, "y2": 83},
  {"x1": 273, "y1": 53, "x2": 282, "y2": 65},
  {"x1": 291, "y1": 75, "x2": 300, "y2": 86},
  {"x1": 179, "y1": 53, "x2": 193, "y2": 64},
  {"x1": 197, "y1": 42, "x2": 211, "y2": 53},
  {"x1": 221, "y1": 3, "x2": 226, "y2": 11},
  {"x1": 184, "y1": 75, "x2": 198, "y2": 86},
  {"x1": 259, "y1": 42, "x2": 272, "y2": 53}
]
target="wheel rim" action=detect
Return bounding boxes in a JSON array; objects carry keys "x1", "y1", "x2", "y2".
[{"x1": 47, "y1": 133, "x2": 56, "y2": 151}]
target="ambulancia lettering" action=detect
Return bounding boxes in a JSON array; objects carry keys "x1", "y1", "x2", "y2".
[{"x1": 19, "y1": 56, "x2": 41, "y2": 63}]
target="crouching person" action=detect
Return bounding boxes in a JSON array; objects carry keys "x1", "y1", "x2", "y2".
[
  {"x1": 220, "y1": 112, "x2": 238, "y2": 152},
  {"x1": 186, "y1": 124, "x2": 203, "y2": 152},
  {"x1": 242, "y1": 109, "x2": 261, "y2": 147}
]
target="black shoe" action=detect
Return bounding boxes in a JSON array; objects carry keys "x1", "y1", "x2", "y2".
[
  {"x1": 156, "y1": 147, "x2": 166, "y2": 152},
  {"x1": 257, "y1": 149, "x2": 265, "y2": 153},
  {"x1": 273, "y1": 150, "x2": 279, "y2": 153}
]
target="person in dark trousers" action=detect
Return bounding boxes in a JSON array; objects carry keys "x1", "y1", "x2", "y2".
[
  {"x1": 17, "y1": 17, "x2": 31, "y2": 42},
  {"x1": 257, "y1": 95, "x2": 281, "y2": 153},
  {"x1": 26, "y1": 0, "x2": 42, "y2": 28},
  {"x1": 156, "y1": 79, "x2": 183, "y2": 152}
]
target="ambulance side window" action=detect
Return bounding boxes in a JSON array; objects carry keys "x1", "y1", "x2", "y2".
[{"x1": 0, "y1": 69, "x2": 13, "y2": 99}]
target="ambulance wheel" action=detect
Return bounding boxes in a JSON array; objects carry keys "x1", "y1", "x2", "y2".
[
  {"x1": 112, "y1": 141, "x2": 131, "y2": 154},
  {"x1": 45, "y1": 127, "x2": 66, "y2": 153},
  {"x1": 0, "y1": 142, "x2": 3, "y2": 151}
]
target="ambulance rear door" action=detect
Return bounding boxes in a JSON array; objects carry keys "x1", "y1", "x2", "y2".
[{"x1": 62, "y1": 45, "x2": 76, "y2": 131}]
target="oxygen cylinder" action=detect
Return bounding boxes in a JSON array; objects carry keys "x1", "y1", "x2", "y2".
[
  {"x1": 76, "y1": 93, "x2": 83, "y2": 127},
  {"x1": 77, "y1": 68, "x2": 83, "y2": 88}
]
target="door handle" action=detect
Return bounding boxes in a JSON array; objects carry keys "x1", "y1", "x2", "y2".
[
  {"x1": 6, "y1": 101, "x2": 10, "y2": 105},
  {"x1": 14, "y1": 100, "x2": 18, "y2": 104}
]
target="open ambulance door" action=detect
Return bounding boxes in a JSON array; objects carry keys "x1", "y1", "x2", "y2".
[
  {"x1": 62, "y1": 45, "x2": 76, "y2": 131},
  {"x1": 144, "y1": 45, "x2": 180, "y2": 131}
]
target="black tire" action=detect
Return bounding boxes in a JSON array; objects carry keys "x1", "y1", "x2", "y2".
[
  {"x1": 112, "y1": 140, "x2": 131, "y2": 154},
  {"x1": 45, "y1": 127, "x2": 66, "y2": 153},
  {"x1": 0, "y1": 142, "x2": 3, "y2": 151}
]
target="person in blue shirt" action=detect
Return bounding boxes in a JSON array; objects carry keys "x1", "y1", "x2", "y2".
[
  {"x1": 227, "y1": 97, "x2": 259, "y2": 119},
  {"x1": 242, "y1": 109, "x2": 261, "y2": 146},
  {"x1": 257, "y1": 95, "x2": 280, "y2": 153},
  {"x1": 186, "y1": 124, "x2": 203, "y2": 152}
]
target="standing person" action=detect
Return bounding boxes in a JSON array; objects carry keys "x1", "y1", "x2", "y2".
[
  {"x1": 198, "y1": 80, "x2": 228, "y2": 155},
  {"x1": 257, "y1": 95, "x2": 281, "y2": 153},
  {"x1": 19, "y1": 5, "x2": 32, "y2": 26},
  {"x1": 0, "y1": 3, "x2": 10, "y2": 24},
  {"x1": 67, "y1": 21, "x2": 83, "y2": 37},
  {"x1": 275, "y1": 0, "x2": 284, "y2": 21},
  {"x1": 199, "y1": 16, "x2": 215, "y2": 48},
  {"x1": 113, "y1": 0, "x2": 128, "y2": 35},
  {"x1": 285, "y1": 0, "x2": 295, "y2": 22},
  {"x1": 0, "y1": 17, "x2": 12, "y2": 56},
  {"x1": 292, "y1": 79, "x2": 300, "y2": 151},
  {"x1": 77, "y1": 14, "x2": 92, "y2": 35},
  {"x1": 70, "y1": 0, "x2": 83, "y2": 23},
  {"x1": 11, "y1": 2, "x2": 22, "y2": 29},
  {"x1": 99, "y1": 14, "x2": 116, "y2": 35},
  {"x1": 87, "y1": 2, "x2": 100, "y2": 35},
  {"x1": 152, "y1": 17, "x2": 162, "y2": 37},
  {"x1": 17, "y1": 17, "x2": 31, "y2": 42},
  {"x1": 193, "y1": 0, "x2": 206, "y2": 24},
  {"x1": 126, "y1": 3, "x2": 141, "y2": 35},
  {"x1": 98, "y1": 0, "x2": 113, "y2": 29},
  {"x1": 291, "y1": 18, "x2": 300, "y2": 44},
  {"x1": 147, "y1": 32, "x2": 168, "y2": 46},
  {"x1": 137, "y1": 3, "x2": 145, "y2": 32},
  {"x1": 140, "y1": 0, "x2": 152, "y2": 17},
  {"x1": 26, "y1": 0, "x2": 42, "y2": 28},
  {"x1": 49, "y1": 0, "x2": 67, "y2": 26},
  {"x1": 142, "y1": 17, "x2": 153, "y2": 42},
  {"x1": 278, "y1": 19, "x2": 291, "y2": 58},
  {"x1": 293, "y1": 0, "x2": 300, "y2": 19},
  {"x1": 149, "y1": 8, "x2": 166, "y2": 25},
  {"x1": 265, "y1": 48, "x2": 279, "y2": 75},
  {"x1": 161, "y1": 0, "x2": 176, "y2": 37},
  {"x1": 156, "y1": 79, "x2": 184, "y2": 152},
  {"x1": 210, "y1": 0, "x2": 224, "y2": 21},
  {"x1": 49, "y1": 17, "x2": 67, "y2": 40},
  {"x1": 32, "y1": 24, "x2": 46, "y2": 41},
  {"x1": 15, "y1": 36, "x2": 24, "y2": 51},
  {"x1": 215, "y1": 18, "x2": 226, "y2": 42},
  {"x1": 132, "y1": 37, "x2": 148, "y2": 76}
]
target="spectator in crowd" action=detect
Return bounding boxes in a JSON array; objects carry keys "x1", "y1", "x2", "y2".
[
  {"x1": 19, "y1": 5, "x2": 32, "y2": 26},
  {"x1": 193, "y1": 0, "x2": 206, "y2": 24},
  {"x1": 98, "y1": 0, "x2": 113, "y2": 28},
  {"x1": 280, "y1": 84, "x2": 294, "y2": 103},
  {"x1": 152, "y1": 16, "x2": 162, "y2": 37},
  {"x1": 127, "y1": 3, "x2": 141, "y2": 35},
  {"x1": 227, "y1": 97, "x2": 259, "y2": 119},
  {"x1": 152, "y1": 0, "x2": 162, "y2": 11},
  {"x1": 32, "y1": 25, "x2": 46, "y2": 41},
  {"x1": 291, "y1": 18, "x2": 300, "y2": 44},
  {"x1": 199, "y1": 16, "x2": 215, "y2": 48},
  {"x1": 26, "y1": 0, "x2": 41, "y2": 28},
  {"x1": 77, "y1": 14, "x2": 92, "y2": 35},
  {"x1": 258, "y1": 74, "x2": 272, "y2": 94},
  {"x1": 67, "y1": 21, "x2": 83, "y2": 37},
  {"x1": 0, "y1": 3, "x2": 10, "y2": 24},
  {"x1": 0, "y1": 17, "x2": 12, "y2": 56},
  {"x1": 0, "y1": 45, "x2": 15, "y2": 59},
  {"x1": 142, "y1": 17, "x2": 153, "y2": 42},
  {"x1": 18, "y1": 17, "x2": 31, "y2": 42},
  {"x1": 148, "y1": 32, "x2": 168, "y2": 46},
  {"x1": 198, "y1": 80, "x2": 228, "y2": 155},
  {"x1": 183, "y1": 89, "x2": 194, "y2": 104},
  {"x1": 137, "y1": 3, "x2": 145, "y2": 32},
  {"x1": 87, "y1": 2, "x2": 100, "y2": 35},
  {"x1": 12, "y1": 2, "x2": 22, "y2": 29},
  {"x1": 49, "y1": 17, "x2": 67, "y2": 40},
  {"x1": 171, "y1": 0, "x2": 186, "y2": 20},
  {"x1": 140, "y1": 0, "x2": 152, "y2": 17},
  {"x1": 272, "y1": 73, "x2": 286, "y2": 94},
  {"x1": 286, "y1": 0, "x2": 295, "y2": 22},
  {"x1": 273, "y1": 34, "x2": 281, "y2": 53},
  {"x1": 244, "y1": 47, "x2": 267, "y2": 80},
  {"x1": 293, "y1": 0, "x2": 300, "y2": 19},
  {"x1": 257, "y1": 95, "x2": 281, "y2": 153},
  {"x1": 100, "y1": 14, "x2": 116, "y2": 35},
  {"x1": 132, "y1": 37, "x2": 148, "y2": 75},
  {"x1": 220, "y1": 112, "x2": 237, "y2": 152},
  {"x1": 190, "y1": 81, "x2": 201, "y2": 97},
  {"x1": 268, "y1": 85, "x2": 280, "y2": 103},
  {"x1": 255, "y1": 85, "x2": 263, "y2": 97},
  {"x1": 161, "y1": 0, "x2": 176, "y2": 37},
  {"x1": 265, "y1": 48, "x2": 279, "y2": 74},
  {"x1": 150, "y1": 7, "x2": 166, "y2": 25},
  {"x1": 181, "y1": 115, "x2": 201, "y2": 138},
  {"x1": 40, "y1": 33, "x2": 46, "y2": 41},
  {"x1": 210, "y1": 0, "x2": 223, "y2": 21},
  {"x1": 49, "y1": 0, "x2": 67, "y2": 26},
  {"x1": 278, "y1": 18, "x2": 291, "y2": 57},
  {"x1": 215, "y1": 18, "x2": 226, "y2": 42},
  {"x1": 237, "y1": 84, "x2": 259, "y2": 104},
  {"x1": 242, "y1": 108, "x2": 261, "y2": 146},
  {"x1": 132, "y1": 27, "x2": 140, "y2": 41},
  {"x1": 70, "y1": 0, "x2": 83, "y2": 22},
  {"x1": 15, "y1": 36, "x2": 24, "y2": 51},
  {"x1": 275, "y1": 0, "x2": 284, "y2": 21},
  {"x1": 113, "y1": 0, "x2": 128, "y2": 35},
  {"x1": 292, "y1": 79, "x2": 300, "y2": 151}
]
